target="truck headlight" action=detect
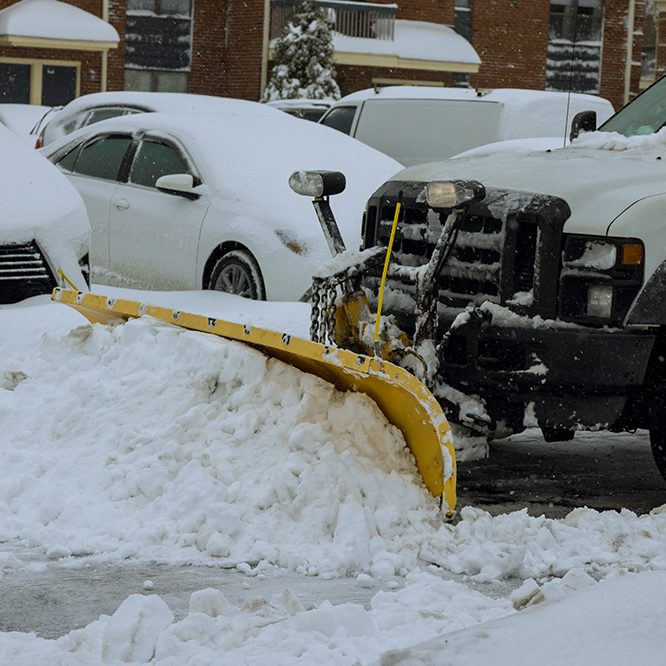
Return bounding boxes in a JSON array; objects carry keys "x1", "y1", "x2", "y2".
[
  {"x1": 425, "y1": 180, "x2": 486, "y2": 209},
  {"x1": 587, "y1": 284, "x2": 613, "y2": 318},
  {"x1": 559, "y1": 235, "x2": 644, "y2": 326}
]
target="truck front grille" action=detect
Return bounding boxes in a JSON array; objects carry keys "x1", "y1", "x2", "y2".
[
  {"x1": 0, "y1": 241, "x2": 57, "y2": 304},
  {"x1": 364, "y1": 183, "x2": 570, "y2": 319}
]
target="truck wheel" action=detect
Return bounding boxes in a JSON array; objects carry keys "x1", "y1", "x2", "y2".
[
  {"x1": 649, "y1": 429, "x2": 666, "y2": 480},
  {"x1": 207, "y1": 250, "x2": 265, "y2": 300}
]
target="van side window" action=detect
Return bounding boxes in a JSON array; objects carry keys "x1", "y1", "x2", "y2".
[{"x1": 320, "y1": 106, "x2": 356, "y2": 135}]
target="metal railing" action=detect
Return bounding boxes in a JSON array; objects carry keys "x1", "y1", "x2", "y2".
[{"x1": 270, "y1": 0, "x2": 397, "y2": 41}]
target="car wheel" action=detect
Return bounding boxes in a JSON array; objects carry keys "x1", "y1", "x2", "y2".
[
  {"x1": 207, "y1": 249, "x2": 265, "y2": 300},
  {"x1": 649, "y1": 428, "x2": 666, "y2": 481}
]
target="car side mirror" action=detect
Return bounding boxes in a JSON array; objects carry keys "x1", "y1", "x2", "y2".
[
  {"x1": 155, "y1": 173, "x2": 199, "y2": 199},
  {"x1": 570, "y1": 110, "x2": 597, "y2": 141}
]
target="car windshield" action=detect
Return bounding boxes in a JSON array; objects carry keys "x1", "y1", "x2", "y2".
[{"x1": 601, "y1": 76, "x2": 666, "y2": 137}]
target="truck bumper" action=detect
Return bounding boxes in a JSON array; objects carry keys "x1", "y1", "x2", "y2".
[{"x1": 440, "y1": 318, "x2": 655, "y2": 431}]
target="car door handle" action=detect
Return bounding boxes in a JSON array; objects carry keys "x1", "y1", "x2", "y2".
[{"x1": 113, "y1": 198, "x2": 130, "y2": 210}]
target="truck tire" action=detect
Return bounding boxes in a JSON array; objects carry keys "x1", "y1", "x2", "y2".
[
  {"x1": 207, "y1": 250, "x2": 266, "y2": 300},
  {"x1": 649, "y1": 429, "x2": 666, "y2": 480}
]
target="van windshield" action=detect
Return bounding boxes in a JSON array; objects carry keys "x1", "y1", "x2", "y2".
[{"x1": 601, "y1": 76, "x2": 666, "y2": 137}]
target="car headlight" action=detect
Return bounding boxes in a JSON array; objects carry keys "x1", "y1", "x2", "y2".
[{"x1": 559, "y1": 235, "x2": 644, "y2": 325}]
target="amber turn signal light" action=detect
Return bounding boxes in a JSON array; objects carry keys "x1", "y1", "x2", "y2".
[{"x1": 621, "y1": 243, "x2": 643, "y2": 266}]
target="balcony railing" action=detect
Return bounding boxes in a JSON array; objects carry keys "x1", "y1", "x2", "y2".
[{"x1": 270, "y1": 0, "x2": 397, "y2": 41}]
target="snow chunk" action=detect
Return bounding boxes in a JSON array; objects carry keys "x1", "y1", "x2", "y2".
[{"x1": 101, "y1": 595, "x2": 173, "y2": 663}]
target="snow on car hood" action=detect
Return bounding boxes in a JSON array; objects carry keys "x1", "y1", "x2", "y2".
[
  {"x1": 394, "y1": 130, "x2": 666, "y2": 236},
  {"x1": 1, "y1": 125, "x2": 89, "y2": 277},
  {"x1": 68, "y1": 111, "x2": 402, "y2": 262}
]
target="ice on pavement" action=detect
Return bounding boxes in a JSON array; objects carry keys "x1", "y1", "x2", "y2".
[{"x1": 3, "y1": 292, "x2": 666, "y2": 662}]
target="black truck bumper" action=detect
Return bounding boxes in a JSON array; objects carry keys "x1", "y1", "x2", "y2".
[{"x1": 440, "y1": 317, "x2": 655, "y2": 432}]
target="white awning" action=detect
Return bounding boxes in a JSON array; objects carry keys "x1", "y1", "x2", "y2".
[
  {"x1": 333, "y1": 20, "x2": 481, "y2": 73},
  {"x1": 0, "y1": 0, "x2": 119, "y2": 51}
]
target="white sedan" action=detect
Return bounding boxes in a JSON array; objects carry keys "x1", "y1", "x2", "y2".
[
  {"x1": 1, "y1": 124, "x2": 90, "y2": 303},
  {"x1": 43, "y1": 106, "x2": 400, "y2": 300}
]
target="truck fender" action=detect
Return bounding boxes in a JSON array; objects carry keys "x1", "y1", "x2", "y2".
[
  {"x1": 627, "y1": 260, "x2": 666, "y2": 326},
  {"x1": 606, "y1": 195, "x2": 666, "y2": 326}
]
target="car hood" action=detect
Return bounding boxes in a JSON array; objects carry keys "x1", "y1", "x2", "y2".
[
  {"x1": 2, "y1": 126, "x2": 90, "y2": 280},
  {"x1": 179, "y1": 113, "x2": 402, "y2": 260},
  {"x1": 393, "y1": 139, "x2": 666, "y2": 236}
]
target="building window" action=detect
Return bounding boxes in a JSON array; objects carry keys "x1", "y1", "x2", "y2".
[
  {"x1": 549, "y1": 0, "x2": 602, "y2": 42},
  {"x1": 124, "y1": 0, "x2": 192, "y2": 92},
  {"x1": 547, "y1": 0, "x2": 602, "y2": 94},
  {"x1": 124, "y1": 69, "x2": 188, "y2": 92},
  {"x1": 0, "y1": 62, "x2": 30, "y2": 103},
  {"x1": 0, "y1": 58, "x2": 79, "y2": 105},
  {"x1": 454, "y1": 0, "x2": 472, "y2": 40},
  {"x1": 642, "y1": 4, "x2": 657, "y2": 84},
  {"x1": 452, "y1": 1, "x2": 473, "y2": 87}
]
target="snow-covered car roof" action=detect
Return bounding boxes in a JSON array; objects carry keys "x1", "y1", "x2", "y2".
[
  {"x1": 1, "y1": 123, "x2": 88, "y2": 242},
  {"x1": 50, "y1": 91, "x2": 283, "y2": 118}
]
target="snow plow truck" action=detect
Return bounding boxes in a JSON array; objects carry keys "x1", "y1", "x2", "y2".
[{"x1": 287, "y1": 74, "x2": 666, "y2": 486}]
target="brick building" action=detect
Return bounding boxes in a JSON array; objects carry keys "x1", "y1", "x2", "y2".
[{"x1": 0, "y1": 0, "x2": 661, "y2": 111}]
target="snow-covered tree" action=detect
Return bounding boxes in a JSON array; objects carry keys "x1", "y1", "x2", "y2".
[{"x1": 264, "y1": 0, "x2": 341, "y2": 101}]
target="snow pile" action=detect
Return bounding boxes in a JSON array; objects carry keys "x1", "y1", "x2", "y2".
[
  {"x1": 388, "y1": 570, "x2": 666, "y2": 666},
  {"x1": 422, "y1": 506, "x2": 666, "y2": 581},
  {"x1": 0, "y1": 303, "x2": 437, "y2": 577},
  {"x1": 4, "y1": 295, "x2": 666, "y2": 660},
  {"x1": 4, "y1": 299, "x2": 666, "y2": 587},
  {"x1": 573, "y1": 126, "x2": 666, "y2": 152}
]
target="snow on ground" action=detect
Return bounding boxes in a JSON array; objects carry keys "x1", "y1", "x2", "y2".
[{"x1": 2, "y1": 289, "x2": 666, "y2": 662}]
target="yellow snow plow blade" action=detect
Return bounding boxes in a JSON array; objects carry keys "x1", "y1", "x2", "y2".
[{"x1": 52, "y1": 288, "x2": 456, "y2": 511}]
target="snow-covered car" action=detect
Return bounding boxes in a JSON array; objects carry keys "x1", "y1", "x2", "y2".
[
  {"x1": 43, "y1": 108, "x2": 400, "y2": 300},
  {"x1": 0, "y1": 124, "x2": 90, "y2": 303},
  {"x1": 35, "y1": 91, "x2": 282, "y2": 149}
]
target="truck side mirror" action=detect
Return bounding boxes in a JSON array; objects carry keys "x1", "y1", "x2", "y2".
[{"x1": 570, "y1": 110, "x2": 597, "y2": 141}]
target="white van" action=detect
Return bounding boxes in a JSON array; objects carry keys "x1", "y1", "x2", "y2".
[{"x1": 318, "y1": 86, "x2": 615, "y2": 166}]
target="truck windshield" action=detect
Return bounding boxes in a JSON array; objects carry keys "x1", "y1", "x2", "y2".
[{"x1": 600, "y1": 76, "x2": 666, "y2": 136}]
